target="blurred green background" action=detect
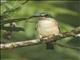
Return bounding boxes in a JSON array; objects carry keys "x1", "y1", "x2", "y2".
[{"x1": 0, "y1": 0, "x2": 80, "y2": 60}]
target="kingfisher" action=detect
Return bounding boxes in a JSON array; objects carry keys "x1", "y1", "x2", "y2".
[{"x1": 35, "y1": 12, "x2": 60, "y2": 49}]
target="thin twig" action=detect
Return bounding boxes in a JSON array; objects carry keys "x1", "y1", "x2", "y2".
[
  {"x1": 55, "y1": 43, "x2": 80, "y2": 50},
  {"x1": 1, "y1": 16, "x2": 35, "y2": 25}
]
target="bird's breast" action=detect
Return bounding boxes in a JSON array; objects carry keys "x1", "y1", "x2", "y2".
[{"x1": 37, "y1": 20, "x2": 59, "y2": 37}]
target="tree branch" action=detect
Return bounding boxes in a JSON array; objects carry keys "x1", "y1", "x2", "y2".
[
  {"x1": 1, "y1": 16, "x2": 36, "y2": 25},
  {"x1": 55, "y1": 43, "x2": 80, "y2": 50},
  {"x1": 0, "y1": 39, "x2": 41, "y2": 49},
  {"x1": 0, "y1": 27, "x2": 80, "y2": 49}
]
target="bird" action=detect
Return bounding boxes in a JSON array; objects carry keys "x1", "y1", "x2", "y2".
[{"x1": 36, "y1": 12, "x2": 60, "y2": 49}]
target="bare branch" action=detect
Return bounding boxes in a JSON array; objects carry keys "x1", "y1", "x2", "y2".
[
  {"x1": 0, "y1": 27, "x2": 80, "y2": 49},
  {"x1": 0, "y1": 39, "x2": 41, "y2": 49}
]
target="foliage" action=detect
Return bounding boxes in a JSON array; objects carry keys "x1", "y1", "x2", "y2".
[{"x1": 0, "y1": 0, "x2": 80, "y2": 60}]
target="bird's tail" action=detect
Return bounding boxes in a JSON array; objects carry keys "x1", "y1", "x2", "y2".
[{"x1": 45, "y1": 41, "x2": 54, "y2": 49}]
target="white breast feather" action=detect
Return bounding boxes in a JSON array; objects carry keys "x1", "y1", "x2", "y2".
[{"x1": 38, "y1": 18, "x2": 59, "y2": 37}]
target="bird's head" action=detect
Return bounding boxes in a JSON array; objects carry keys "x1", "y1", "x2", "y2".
[
  {"x1": 40, "y1": 12, "x2": 53, "y2": 18},
  {"x1": 33, "y1": 12, "x2": 53, "y2": 18}
]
